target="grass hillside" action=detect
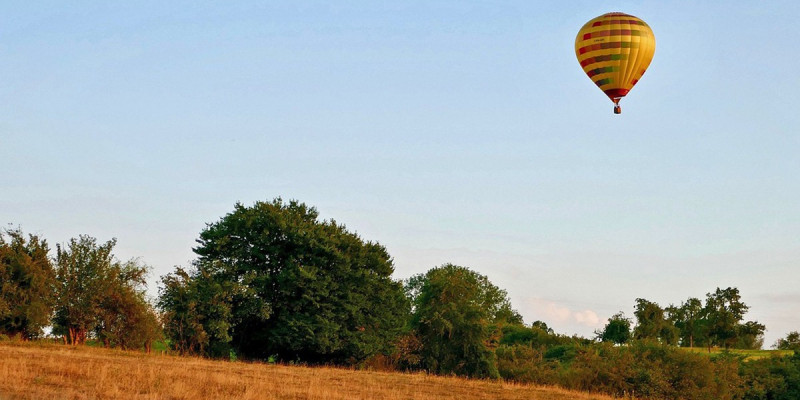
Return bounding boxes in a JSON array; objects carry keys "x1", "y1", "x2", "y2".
[{"x1": 0, "y1": 341, "x2": 617, "y2": 400}]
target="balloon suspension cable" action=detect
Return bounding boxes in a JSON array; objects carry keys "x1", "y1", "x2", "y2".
[{"x1": 612, "y1": 98, "x2": 622, "y2": 114}]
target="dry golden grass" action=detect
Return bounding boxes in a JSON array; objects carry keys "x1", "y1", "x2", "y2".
[{"x1": 0, "y1": 340, "x2": 616, "y2": 400}]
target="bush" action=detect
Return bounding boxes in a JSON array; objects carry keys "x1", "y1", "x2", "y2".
[
  {"x1": 496, "y1": 340, "x2": 746, "y2": 400},
  {"x1": 740, "y1": 352, "x2": 800, "y2": 400}
]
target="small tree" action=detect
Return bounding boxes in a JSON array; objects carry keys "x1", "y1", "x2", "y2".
[
  {"x1": 774, "y1": 331, "x2": 800, "y2": 351},
  {"x1": 94, "y1": 259, "x2": 162, "y2": 350},
  {"x1": 53, "y1": 235, "x2": 159, "y2": 349},
  {"x1": 0, "y1": 229, "x2": 56, "y2": 339},
  {"x1": 599, "y1": 312, "x2": 631, "y2": 345},
  {"x1": 531, "y1": 320, "x2": 554, "y2": 334},
  {"x1": 735, "y1": 320, "x2": 765, "y2": 350},
  {"x1": 407, "y1": 264, "x2": 520, "y2": 378},
  {"x1": 158, "y1": 266, "x2": 232, "y2": 356}
]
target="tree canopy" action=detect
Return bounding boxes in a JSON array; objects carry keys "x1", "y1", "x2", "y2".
[
  {"x1": 599, "y1": 312, "x2": 631, "y2": 345},
  {"x1": 406, "y1": 263, "x2": 522, "y2": 378},
  {"x1": 159, "y1": 198, "x2": 409, "y2": 363},
  {"x1": 0, "y1": 229, "x2": 56, "y2": 339},
  {"x1": 53, "y1": 235, "x2": 159, "y2": 348},
  {"x1": 774, "y1": 331, "x2": 800, "y2": 351}
]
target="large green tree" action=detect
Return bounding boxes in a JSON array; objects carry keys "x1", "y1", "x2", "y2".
[
  {"x1": 0, "y1": 229, "x2": 56, "y2": 339},
  {"x1": 406, "y1": 264, "x2": 521, "y2": 379},
  {"x1": 160, "y1": 198, "x2": 409, "y2": 363}
]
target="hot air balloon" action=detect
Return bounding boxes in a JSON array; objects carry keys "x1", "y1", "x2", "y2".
[{"x1": 575, "y1": 12, "x2": 655, "y2": 114}]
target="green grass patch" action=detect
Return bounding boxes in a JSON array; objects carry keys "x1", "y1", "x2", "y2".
[
  {"x1": 682, "y1": 347, "x2": 794, "y2": 360},
  {"x1": 152, "y1": 340, "x2": 170, "y2": 352}
]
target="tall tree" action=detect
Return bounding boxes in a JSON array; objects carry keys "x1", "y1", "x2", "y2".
[
  {"x1": 161, "y1": 198, "x2": 409, "y2": 363},
  {"x1": 0, "y1": 229, "x2": 56, "y2": 339},
  {"x1": 53, "y1": 236, "x2": 117, "y2": 345},
  {"x1": 406, "y1": 264, "x2": 520, "y2": 379},
  {"x1": 633, "y1": 298, "x2": 679, "y2": 345},
  {"x1": 703, "y1": 287, "x2": 749, "y2": 350},
  {"x1": 667, "y1": 297, "x2": 706, "y2": 348}
]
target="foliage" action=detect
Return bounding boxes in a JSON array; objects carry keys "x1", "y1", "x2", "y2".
[
  {"x1": 633, "y1": 298, "x2": 678, "y2": 345},
  {"x1": 531, "y1": 320, "x2": 554, "y2": 334},
  {"x1": 739, "y1": 352, "x2": 800, "y2": 400},
  {"x1": 53, "y1": 235, "x2": 160, "y2": 349},
  {"x1": 93, "y1": 258, "x2": 162, "y2": 350},
  {"x1": 498, "y1": 340, "x2": 746, "y2": 400},
  {"x1": 736, "y1": 320, "x2": 766, "y2": 350},
  {"x1": 160, "y1": 198, "x2": 409, "y2": 363},
  {"x1": 774, "y1": 331, "x2": 800, "y2": 352},
  {"x1": 703, "y1": 287, "x2": 750, "y2": 349},
  {"x1": 667, "y1": 297, "x2": 706, "y2": 348},
  {"x1": 406, "y1": 264, "x2": 520, "y2": 378},
  {"x1": 499, "y1": 324, "x2": 583, "y2": 349},
  {"x1": 597, "y1": 312, "x2": 631, "y2": 345},
  {"x1": 0, "y1": 229, "x2": 56, "y2": 339},
  {"x1": 641, "y1": 290, "x2": 763, "y2": 350},
  {"x1": 158, "y1": 265, "x2": 233, "y2": 356}
]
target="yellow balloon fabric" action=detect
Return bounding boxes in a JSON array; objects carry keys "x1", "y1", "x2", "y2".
[{"x1": 575, "y1": 12, "x2": 655, "y2": 110}]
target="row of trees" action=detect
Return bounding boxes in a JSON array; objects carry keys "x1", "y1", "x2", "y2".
[
  {"x1": 0, "y1": 230, "x2": 160, "y2": 349},
  {"x1": 598, "y1": 288, "x2": 766, "y2": 350},
  {"x1": 155, "y1": 199, "x2": 525, "y2": 377},
  {"x1": 4, "y1": 198, "x2": 799, "y2": 399}
]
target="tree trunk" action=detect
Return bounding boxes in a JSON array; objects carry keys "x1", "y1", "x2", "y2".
[{"x1": 68, "y1": 328, "x2": 76, "y2": 346}]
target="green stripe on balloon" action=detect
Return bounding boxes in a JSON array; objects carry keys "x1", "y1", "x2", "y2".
[{"x1": 594, "y1": 78, "x2": 613, "y2": 87}]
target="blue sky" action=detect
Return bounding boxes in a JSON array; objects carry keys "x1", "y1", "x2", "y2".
[{"x1": 2, "y1": 1, "x2": 799, "y2": 346}]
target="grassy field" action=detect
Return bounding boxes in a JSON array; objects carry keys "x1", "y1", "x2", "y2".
[
  {"x1": 682, "y1": 346, "x2": 793, "y2": 360},
  {"x1": 0, "y1": 340, "x2": 617, "y2": 400}
]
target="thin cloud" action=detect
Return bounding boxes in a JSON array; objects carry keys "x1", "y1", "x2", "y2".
[{"x1": 526, "y1": 298, "x2": 605, "y2": 329}]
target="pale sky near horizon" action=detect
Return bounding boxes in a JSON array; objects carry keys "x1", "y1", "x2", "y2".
[{"x1": 2, "y1": 1, "x2": 799, "y2": 347}]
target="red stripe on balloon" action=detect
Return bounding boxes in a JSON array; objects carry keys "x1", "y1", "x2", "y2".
[
  {"x1": 591, "y1": 19, "x2": 645, "y2": 27},
  {"x1": 583, "y1": 29, "x2": 632, "y2": 39}
]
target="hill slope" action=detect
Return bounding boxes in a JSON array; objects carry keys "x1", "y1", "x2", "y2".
[{"x1": 0, "y1": 341, "x2": 616, "y2": 400}]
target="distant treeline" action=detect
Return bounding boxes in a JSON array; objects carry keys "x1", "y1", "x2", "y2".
[
  {"x1": 596, "y1": 288, "x2": 766, "y2": 351},
  {"x1": 2, "y1": 198, "x2": 799, "y2": 399}
]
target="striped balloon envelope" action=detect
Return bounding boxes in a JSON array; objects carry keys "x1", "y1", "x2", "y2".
[{"x1": 575, "y1": 12, "x2": 655, "y2": 114}]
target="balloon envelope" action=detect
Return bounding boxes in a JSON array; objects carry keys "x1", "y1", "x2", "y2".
[{"x1": 575, "y1": 12, "x2": 655, "y2": 112}]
